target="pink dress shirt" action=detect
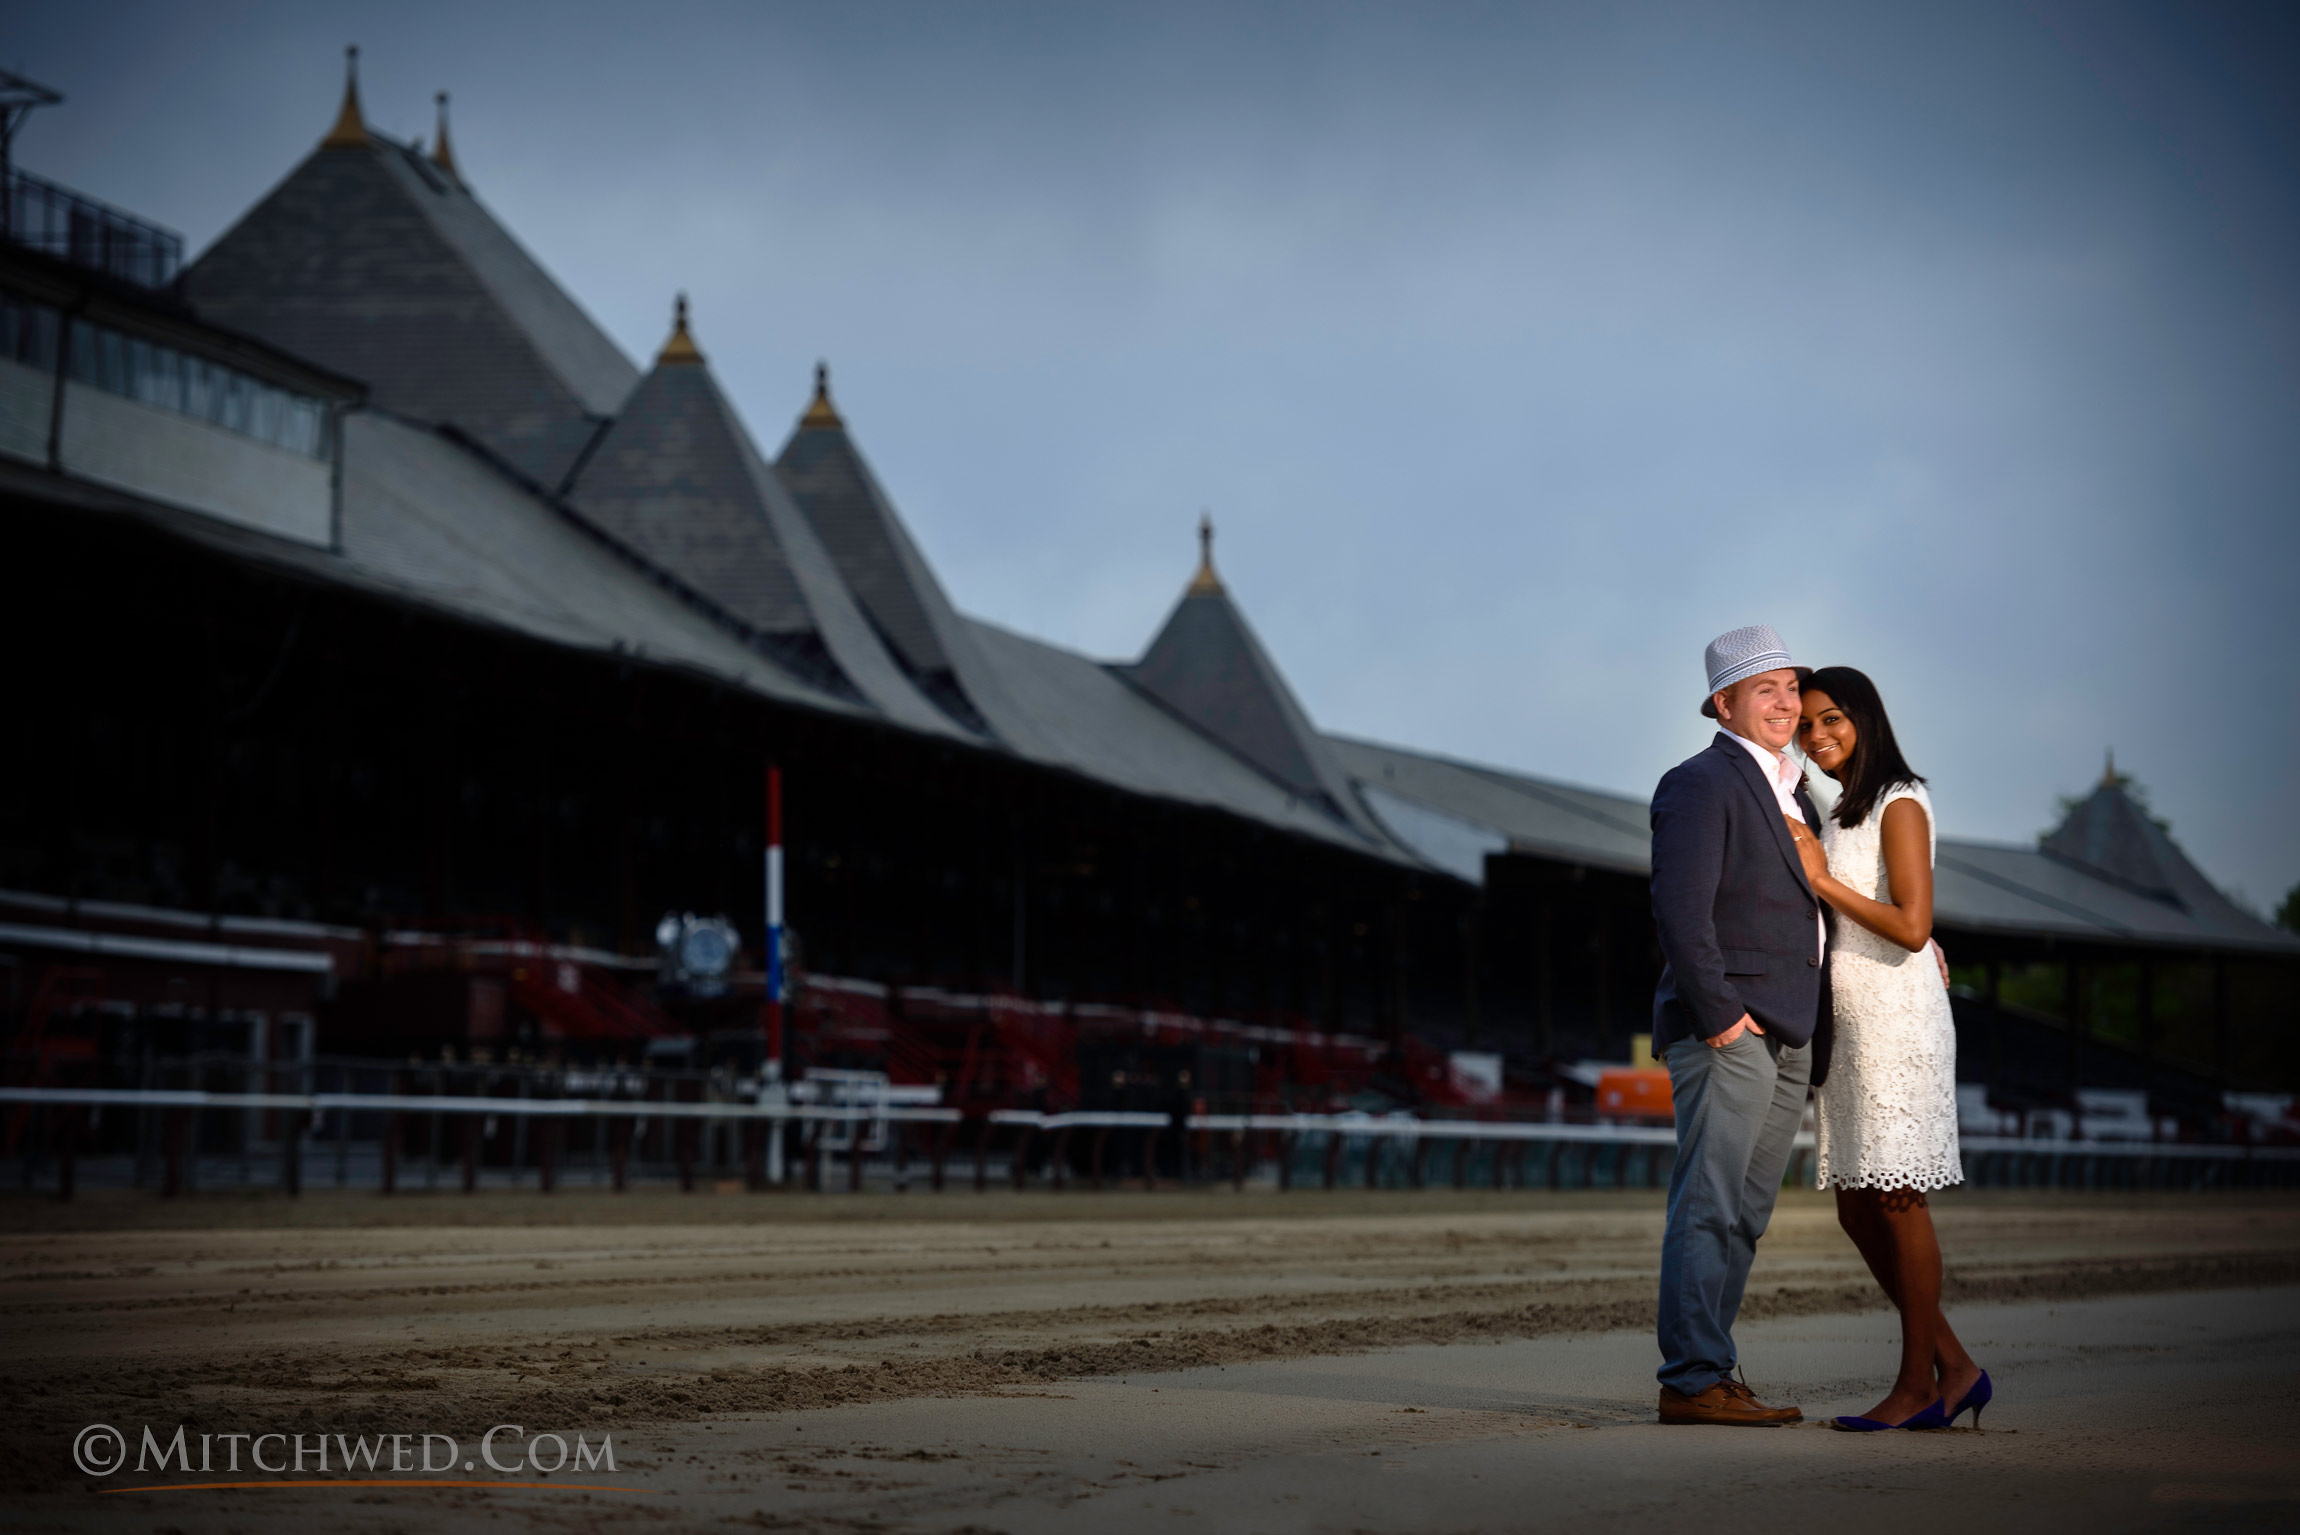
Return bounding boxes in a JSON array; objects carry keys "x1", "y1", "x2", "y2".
[{"x1": 1720, "y1": 730, "x2": 1826, "y2": 965}]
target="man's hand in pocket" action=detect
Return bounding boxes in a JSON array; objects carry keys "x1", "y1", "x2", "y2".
[{"x1": 1707, "y1": 1015, "x2": 1766, "y2": 1049}]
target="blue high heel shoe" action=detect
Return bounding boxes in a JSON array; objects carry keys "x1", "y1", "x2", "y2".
[
  {"x1": 1830, "y1": 1398, "x2": 1950, "y2": 1432},
  {"x1": 1944, "y1": 1370, "x2": 1993, "y2": 1428}
]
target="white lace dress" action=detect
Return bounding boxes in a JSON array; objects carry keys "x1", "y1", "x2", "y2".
[{"x1": 1813, "y1": 782, "x2": 1963, "y2": 1192}]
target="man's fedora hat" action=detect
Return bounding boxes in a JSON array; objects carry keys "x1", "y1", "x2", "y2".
[{"x1": 1701, "y1": 624, "x2": 1811, "y2": 718}]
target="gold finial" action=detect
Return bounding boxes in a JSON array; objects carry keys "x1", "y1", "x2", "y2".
[
  {"x1": 800, "y1": 360, "x2": 843, "y2": 429},
  {"x1": 431, "y1": 90, "x2": 459, "y2": 180},
  {"x1": 1188, "y1": 512, "x2": 1224, "y2": 595},
  {"x1": 2101, "y1": 748, "x2": 2117, "y2": 788},
  {"x1": 322, "y1": 45, "x2": 370, "y2": 150},
  {"x1": 657, "y1": 293, "x2": 703, "y2": 365}
]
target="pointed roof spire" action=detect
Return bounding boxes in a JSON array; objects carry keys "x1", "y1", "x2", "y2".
[
  {"x1": 2102, "y1": 747, "x2": 2118, "y2": 788},
  {"x1": 657, "y1": 292, "x2": 703, "y2": 366},
  {"x1": 800, "y1": 361, "x2": 843, "y2": 429},
  {"x1": 431, "y1": 90, "x2": 460, "y2": 180},
  {"x1": 1126, "y1": 530, "x2": 1381, "y2": 836},
  {"x1": 321, "y1": 45, "x2": 369, "y2": 151},
  {"x1": 1188, "y1": 512, "x2": 1224, "y2": 595}
]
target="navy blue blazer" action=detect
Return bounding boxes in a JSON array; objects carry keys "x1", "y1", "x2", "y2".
[{"x1": 1649, "y1": 732, "x2": 1834, "y2": 1081}]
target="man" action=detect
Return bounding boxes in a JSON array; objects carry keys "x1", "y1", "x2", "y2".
[{"x1": 1648, "y1": 624, "x2": 1830, "y2": 1426}]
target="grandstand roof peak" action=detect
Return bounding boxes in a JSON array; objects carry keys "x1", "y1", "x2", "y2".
[
  {"x1": 1188, "y1": 513, "x2": 1224, "y2": 596},
  {"x1": 430, "y1": 90, "x2": 460, "y2": 181},
  {"x1": 799, "y1": 362, "x2": 843, "y2": 430},
  {"x1": 656, "y1": 293, "x2": 703, "y2": 366},
  {"x1": 321, "y1": 46, "x2": 369, "y2": 151}
]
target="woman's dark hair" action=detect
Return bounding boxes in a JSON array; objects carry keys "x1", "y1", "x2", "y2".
[{"x1": 1804, "y1": 665, "x2": 1925, "y2": 829}]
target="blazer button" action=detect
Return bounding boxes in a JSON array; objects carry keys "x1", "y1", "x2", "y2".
[{"x1": 1808, "y1": 956, "x2": 1820, "y2": 967}]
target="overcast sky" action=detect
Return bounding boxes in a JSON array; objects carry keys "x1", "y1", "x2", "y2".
[{"x1": 18, "y1": 1, "x2": 2300, "y2": 910}]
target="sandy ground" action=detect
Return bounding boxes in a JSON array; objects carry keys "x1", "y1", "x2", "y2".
[{"x1": 2, "y1": 1187, "x2": 2296, "y2": 1531}]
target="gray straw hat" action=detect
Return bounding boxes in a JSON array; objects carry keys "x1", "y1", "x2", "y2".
[{"x1": 1700, "y1": 624, "x2": 1811, "y2": 718}]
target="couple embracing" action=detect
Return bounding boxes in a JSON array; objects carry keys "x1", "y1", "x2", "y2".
[{"x1": 1650, "y1": 624, "x2": 1990, "y2": 1433}]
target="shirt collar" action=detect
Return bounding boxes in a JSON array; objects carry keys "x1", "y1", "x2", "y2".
[{"x1": 1720, "y1": 728, "x2": 1793, "y2": 785}]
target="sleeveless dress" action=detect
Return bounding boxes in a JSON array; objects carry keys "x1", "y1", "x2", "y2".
[{"x1": 1812, "y1": 781, "x2": 1962, "y2": 1192}]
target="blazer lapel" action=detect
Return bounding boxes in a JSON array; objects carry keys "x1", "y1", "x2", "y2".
[{"x1": 1714, "y1": 733, "x2": 1815, "y2": 898}]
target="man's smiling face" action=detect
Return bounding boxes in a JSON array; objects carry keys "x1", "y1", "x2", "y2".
[{"x1": 1713, "y1": 668, "x2": 1802, "y2": 753}]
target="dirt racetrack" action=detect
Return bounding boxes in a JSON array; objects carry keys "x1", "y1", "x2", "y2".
[{"x1": 5, "y1": 1185, "x2": 2297, "y2": 1502}]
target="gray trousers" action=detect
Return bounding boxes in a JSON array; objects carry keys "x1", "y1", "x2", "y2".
[{"x1": 1655, "y1": 1028, "x2": 1812, "y2": 1395}]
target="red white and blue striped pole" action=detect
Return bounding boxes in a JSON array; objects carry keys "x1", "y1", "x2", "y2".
[{"x1": 764, "y1": 762, "x2": 784, "y2": 1076}]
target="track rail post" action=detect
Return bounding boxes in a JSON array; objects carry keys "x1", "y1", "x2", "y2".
[
  {"x1": 162, "y1": 1106, "x2": 187, "y2": 1197},
  {"x1": 56, "y1": 1105, "x2": 82, "y2": 1203},
  {"x1": 1011, "y1": 1126, "x2": 1035, "y2": 1190},
  {"x1": 283, "y1": 1110, "x2": 305, "y2": 1197}
]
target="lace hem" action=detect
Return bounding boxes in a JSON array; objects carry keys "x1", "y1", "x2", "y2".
[{"x1": 1815, "y1": 1160, "x2": 1964, "y2": 1194}]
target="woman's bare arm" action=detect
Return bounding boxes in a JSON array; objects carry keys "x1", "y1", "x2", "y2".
[{"x1": 1786, "y1": 798, "x2": 1934, "y2": 952}]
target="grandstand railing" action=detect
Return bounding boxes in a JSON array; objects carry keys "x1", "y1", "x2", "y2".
[{"x1": 4, "y1": 168, "x2": 184, "y2": 288}]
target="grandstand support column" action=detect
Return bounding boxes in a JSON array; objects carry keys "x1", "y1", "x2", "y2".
[
  {"x1": 1986, "y1": 957, "x2": 2003, "y2": 1095},
  {"x1": 2064, "y1": 959, "x2": 2083, "y2": 1094},
  {"x1": 1594, "y1": 921, "x2": 1615, "y2": 1058},
  {"x1": 1322, "y1": 901, "x2": 1343, "y2": 1035},
  {"x1": 1461, "y1": 896, "x2": 1483, "y2": 1048},
  {"x1": 764, "y1": 761, "x2": 785, "y2": 1080},
  {"x1": 1535, "y1": 899, "x2": 1554, "y2": 1057},
  {"x1": 616, "y1": 734, "x2": 639, "y2": 956},
  {"x1": 1011, "y1": 831, "x2": 1027, "y2": 996},
  {"x1": 2211, "y1": 958, "x2": 2230, "y2": 1088},
  {"x1": 2139, "y1": 956, "x2": 2157, "y2": 1095},
  {"x1": 1384, "y1": 895, "x2": 1409, "y2": 1048}
]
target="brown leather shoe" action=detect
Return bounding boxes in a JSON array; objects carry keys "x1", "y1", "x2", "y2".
[
  {"x1": 1719, "y1": 1372, "x2": 1803, "y2": 1423},
  {"x1": 1659, "y1": 1379, "x2": 1801, "y2": 1426}
]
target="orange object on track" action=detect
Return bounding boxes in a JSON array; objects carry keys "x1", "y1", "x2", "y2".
[{"x1": 1597, "y1": 1068, "x2": 1673, "y2": 1120}]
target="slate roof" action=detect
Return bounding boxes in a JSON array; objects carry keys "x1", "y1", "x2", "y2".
[
  {"x1": 1330, "y1": 736, "x2": 1652, "y2": 876},
  {"x1": 1328, "y1": 734, "x2": 2300, "y2": 956},
  {"x1": 12, "y1": 410, "x2": 865, "y2": 717},
  {"x1": 565, "y1": 332, "x2": 966, "y2": 736},
  {"x1": 775, "y1": 370, "x2": 1060, "y2": 747},
  {"x1": 959, "y1": 619, "x2": 1409, "y2": 859},
  {"x1": 183, "y1": 127, "x2": 636, "y2": 489},
  {"x1": 1121, "y1": 531, "x2": 1386, "y2": 843}
]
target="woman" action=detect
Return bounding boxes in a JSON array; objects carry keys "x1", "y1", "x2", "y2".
[{"x1": 1786, "y1": 666, "x2": 1989, "y2": 1433}]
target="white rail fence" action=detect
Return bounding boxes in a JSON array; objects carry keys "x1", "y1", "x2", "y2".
[{"x1": 6, "y1": 1085, "x2": 2297, "y2": 1198}]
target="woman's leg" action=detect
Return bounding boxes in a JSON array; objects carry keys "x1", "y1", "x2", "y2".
[
  {"x1": 1839, "y1": 1187, "x2": 1952, "y2": 1421},
  {"x1": 1840, "y1": 1186, "x2": 1984, "y2": 1418},
  {"x1": 1834, "y1": 1187, "x2": 1900, "y2": 1306},
  {"x1": 1887, "y1": 1192, "x2": 1981, "y2": 1409}
]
